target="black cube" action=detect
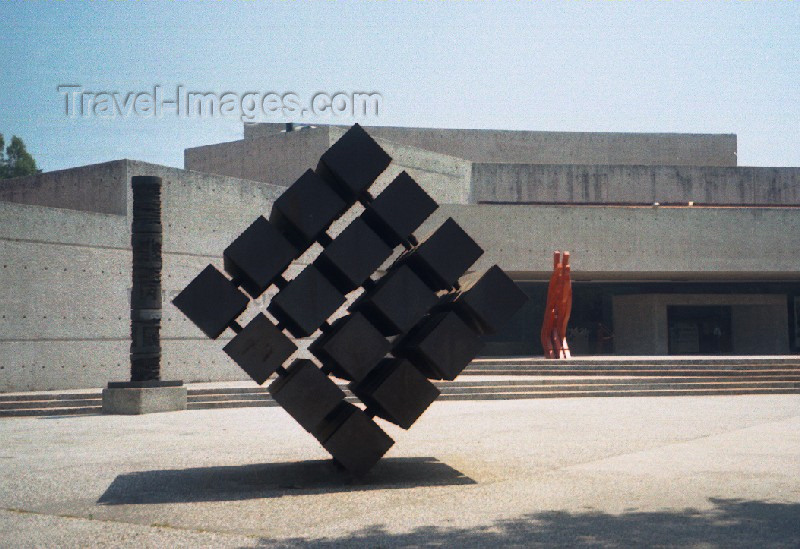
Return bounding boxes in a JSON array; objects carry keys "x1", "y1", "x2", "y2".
[
  {"x1": 401, "y1": 218, "x2": 483, "y2": 291},
  {"x1": 268, "y1": 265, "x2": 346, "y2": 338},
  {"x1": 222, "y1": 313, "x2": 297, "y2": 384},
  {"x1": 171, "y1": 265, "x2": 249, "y2": 339},
  {"x1": 269, "y1": 359, "x2": 346, "y2": 435},
  {"x1": 310, "y1": 312, "x2": 390, "y2": 382},
  {"x1": 395, "y1": 311, "x2": 484, "y2": 381},
  {"x1": 316, "y1": 124, "x2": 391, "y2": 201},
  {"x1": 352, "y1": 359, "x2": 440, "y2": 429},
  {"x1": 315, "y1": 402, "x2": 394, "y2": 478},
  {"x1": 313, "y1": 217, "x2": 393, "y2": 294},
  {"x1": 452, "y1": 265, "x2": 529, "y2": 335},
  {"x1": 269, "y1": 169, "x2": 348, "y2": 249},
  {"x1": 354, "y1": 264, "x2": 438, "y2": 336},
  {"x1": 363, "y1": 171, "x2": 438, "y2": 247},
  {"x1": 223, "y1": 216, "x2": 299, "y2": 298}
]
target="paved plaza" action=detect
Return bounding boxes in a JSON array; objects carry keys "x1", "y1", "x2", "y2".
[{"x1": 1, "y1": 395, "x2": 799, "y2": 547}]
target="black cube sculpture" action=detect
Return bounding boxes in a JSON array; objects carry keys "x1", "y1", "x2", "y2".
[
  {"x1": 222, "y1": 313, "x2": 296, "y2": 385},
  {"x1": 352, "y1": 358, "x2": 440, "y2": 429},
  {"x1": 172, "y1": 123, "x2": 528, "y2": 477},
  {"x1": 313, "y1": 217, "x2": 393, "y2": 294},
  {"x1": 267, "y1": 265, "x2": 346, "y2": 338},
  {"x1": 269, "y1": 359, "x2": 346, "y2": 436},
  {"x1": 223, "y1": 216, "x2": 298, "y2": 298},
  {"x1": 310, "y1": 312, "x2": 391, "y2": 382}
]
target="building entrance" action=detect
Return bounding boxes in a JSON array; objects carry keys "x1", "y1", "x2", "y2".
[{"x1": 667, "y1": 306, "x2": 733, "y2": 355}]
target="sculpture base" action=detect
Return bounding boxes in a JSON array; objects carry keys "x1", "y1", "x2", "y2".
[{"x1": 102, "y1": 380, "x2": 186, "y2": 415}]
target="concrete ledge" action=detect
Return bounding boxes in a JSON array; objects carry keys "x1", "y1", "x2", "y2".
[{"x1": 102, "y1": 385, "x2": 187, "y2": 415}]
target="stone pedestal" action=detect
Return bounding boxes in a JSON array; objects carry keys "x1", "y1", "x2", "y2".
[{"x1": 102, "y1": 380, "x2": 187, "y2": 415}]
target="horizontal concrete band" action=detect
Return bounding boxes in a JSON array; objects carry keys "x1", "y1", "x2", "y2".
[
  {"x1": 472, "y1": 164, "x2": 800, "y2": 206},
  {"x1": 428, "y1": 204, "x2": 800, "y2": 278},
  {"x1": 244, "y1": 123, "x2": 738, "y2": 167},
  {"x1": 185, "y1": 127, "x2": 473, "y2": 205}
]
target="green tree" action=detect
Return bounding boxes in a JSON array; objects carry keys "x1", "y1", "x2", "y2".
[{"x1": 0, "y1": 133, "x2": 39, "y2": 179}]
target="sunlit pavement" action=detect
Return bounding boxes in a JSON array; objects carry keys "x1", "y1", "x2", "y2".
[{"x1": 1, "y1": 395, "x2": 799, "y2": 547}]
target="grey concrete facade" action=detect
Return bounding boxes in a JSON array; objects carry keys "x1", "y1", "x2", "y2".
[
  {"x1": 244, "y1": 123, "x2": 738, "y2": 166},
  {"x1": 2, "y1": 123, "x2": 798, "y2": 390},
  {"x1": 472, "y1": 164, "x2": 800, "y2": 205},
  {"x1": 0, "y1": 147, "x2": 473, "y2": 391},
  {"x1": 0, "y1": 160, "x2": 287, "y2": 392},
  {"x1": 185, "y1": 126, "x2": 473, "y2": 204},
  {"x1": 0, "y1": 161, "x2": 129, "y2": 215},
  {"x1": 425, "y1": 204, "x2": 800, "y2": 280},
  {"x1": 188, "y1": 124, "x2": 800, "y2": 210},
  {"x1": 612, "y1": 294, "x2": 790, "y2": 355}
]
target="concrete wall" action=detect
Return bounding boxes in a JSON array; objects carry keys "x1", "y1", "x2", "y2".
[
  {"x1": 184, "y1": 127, "x2": 331, "y2": 188},
  {"x1": 245, "y1": 123, "x2": 738, "y2": 167},
  {"x1": 186, "y1": 127, "x2": 473, "y2": 205},
  {"x1": 0, "y1": 161, "x2": 289, "y2": 392},
  {"x1": 0, "y1": 201, "x2": 130, "y2": 391},
  {"x1": 731, "y1": 304, "x2": 789, "y2": 355},
  {"x1": 0, "y1": 161, "x2": 128, "y2": 215},
  {"x1": 125, "y1": 161, "x2": 287, "y2": 386},
  {"x1": 421, "y1": 204, "x2": 800, "y2": 280},
  {"x1": 472, "y1": 164, "x2": 800, "y2": 206},
  {"x1": 613, "y1": 294, "x2": 789, "y2": 355},
  {"x1": 2, "y1": 140, "x2": 797, "y2": 389},
  {"x1": 0, "y1": 149, "x2": 471, "y2": 392},
  {"x1": 326, "y1": 127, "x2": 472, "y2": 205}
]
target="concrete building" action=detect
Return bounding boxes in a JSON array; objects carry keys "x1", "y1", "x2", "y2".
[
  {"x1": 185, "y1": 124, "x2": 800, "y2": 358},
  {"x1": 1, "y1": 124, "x2": 799, "y2": 391}
]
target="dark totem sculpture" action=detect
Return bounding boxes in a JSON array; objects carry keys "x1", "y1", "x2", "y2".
[
  {"x1": 130, "y1": 176, "x2": 163, "y2": 381},
  {"x1": 173, "y1": 124, "x2": 528, "y2": 477}
]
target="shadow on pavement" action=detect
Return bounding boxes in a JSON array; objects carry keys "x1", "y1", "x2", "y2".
[
  {"x1": 246, "y1": 498, "x2": 800, "y2": 548},
  {"x1": 98, "y1": 456, "x2": 474, "y2": 504}
]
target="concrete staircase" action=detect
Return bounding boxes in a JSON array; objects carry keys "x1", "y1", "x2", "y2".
[{"x1": 2, "y1": 357, "x2": 799, "y2": 417}]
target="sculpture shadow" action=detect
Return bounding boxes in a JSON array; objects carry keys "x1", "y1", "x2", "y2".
[
  {"x1": 246, "y1": 498, "x2": 800, "y2": 548},
  {"x1": 97, "y1": 456, "x2": 474, "y2": 505}
]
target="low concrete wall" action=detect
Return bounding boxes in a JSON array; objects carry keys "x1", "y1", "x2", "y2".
[
  {"x1": 613, "y1": 294, "x2": 789, "y2": 355},
  {"x1": 472, "y1": 164, "x2": 800, "y2": 206},
  {"x1": 245, "y1": 124, "x2": 738, "y2": 167},
  {"x1": 0, "y1": 161, "x2": 128, "y2": 215}
]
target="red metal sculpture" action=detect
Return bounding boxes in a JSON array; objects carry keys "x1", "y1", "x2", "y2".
[{"x1": 541, "y1": 251, "x2": 572, "y2": 359}]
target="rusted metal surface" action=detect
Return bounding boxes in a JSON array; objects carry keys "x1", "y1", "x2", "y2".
[{"x1": 542, "y1": 251, "x2": 572, "y2": 359}]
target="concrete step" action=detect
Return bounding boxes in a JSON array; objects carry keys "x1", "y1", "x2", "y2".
[
  {"x1": 183, "y1": 380, "x2": 800, "y2": 404},
  {"x1": 4, "y1": 366, "x2": 800, "y2": 417},
  {"x1": 0, "y1": 406, "x2": 100, "y2": 417},
  {"x1": 436, "y1": 387, "x2": 800, "y2": 400},
  {"x1": 185, "y1": 386, "x2": 800, "y2": 409},
  {"x1": 0, "y1": 398, "x2": 101, "y2": 410},
  {"x1": 471, "y1": 357, "x2": 800, "y2": 367},
  {"x1": 0, "y1": 392, "x2": 103, "y2": 402},
  {"x1": 186, "y1": 396, "x2": 363, "y2": 411},
  {"x1": 184, "y1": 376, "x2": 800, "y2": 398},
  {"x1": 438, "y1": 381, "x2": 800, "y2": 393},
  {"x1": 463, "y1": 367, "x2": 800, "y2": 376}
]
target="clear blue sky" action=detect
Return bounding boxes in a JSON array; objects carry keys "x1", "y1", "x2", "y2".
[{"x1": 1, "y1": 0, "x2": 798, "y2": 172}]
